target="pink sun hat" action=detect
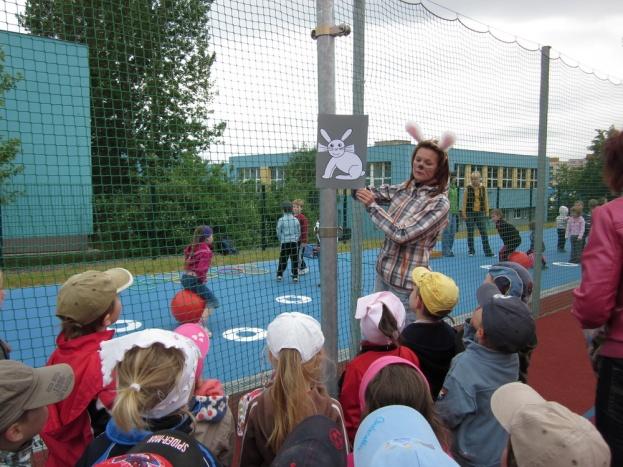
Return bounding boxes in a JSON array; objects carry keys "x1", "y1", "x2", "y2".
[{"x1": 175, "y1": 323, "x2": 210, "y2": 378}]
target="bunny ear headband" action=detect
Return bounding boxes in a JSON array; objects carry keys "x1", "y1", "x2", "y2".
[
  {"x1": 100, "y1": 328, "x2": 200, "y2": 418},
  {"x1": 405, "y1": 121, "x2": 456, "y2": 151}
]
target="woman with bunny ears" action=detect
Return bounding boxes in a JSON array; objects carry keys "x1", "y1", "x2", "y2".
[
  {"x1": 354, "y1": 123, "x2": 454, "y2": 322},
  {"x1": 234, "y1": 312, "x2": 347, "y2": 466},
  {"x1": 338, "y1": 291, "x2": 420, "y2": 445}
]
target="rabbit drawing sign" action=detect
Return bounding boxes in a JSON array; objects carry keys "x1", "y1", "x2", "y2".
[{"x1": 316, "y1": 114, "x2": 368, "y2": 189}]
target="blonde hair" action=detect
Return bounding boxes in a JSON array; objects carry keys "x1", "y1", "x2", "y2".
[
  {"x1": 292, "y1": 199, "x2": 304, "y2": 207},
  {"x1": 267, "y1": 349, "x2": 326, "y2": 452},
  {"x1": 112, "y1": 343, "x2": 187, "y2": 432}
]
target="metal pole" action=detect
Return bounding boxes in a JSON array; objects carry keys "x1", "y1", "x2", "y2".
[
  {"x1": 532, "y1": 45, "x2": 550, "y2": 317},
  {"x1": 349, "y1": 0, "x2": 365, "y2": 358},
  {"x1": 317, "y1": 0, "x2": 338, "y2": 395}
]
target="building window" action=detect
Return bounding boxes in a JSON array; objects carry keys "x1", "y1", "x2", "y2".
[
  {"x1": 487, "y1": 166, "x2": 499, "y2": 188},
  {"x1": 366, "y1": 162, "x2": 391, "y2": 187},
  {"x1": 237, "y1": 167, "x2": 260, "y2": 183},
  {"x1": 513, "y1": 208, "x2": 522, "y2": 219},
  {"x1": 270, "y1": 166, "x2": 285, "y2": 185},
  {"x1": 502, "y1": 167, "x2": 513, "y2": 188},
  {"x1": 455, "y1": 164, "x2": 465, "y2": 186},
  {"x1": 530, "y1": 168, "x2": 537, "y2": 188},
  {"x1": 517, "y1": 168, "x2": 527, "y2": 188}
]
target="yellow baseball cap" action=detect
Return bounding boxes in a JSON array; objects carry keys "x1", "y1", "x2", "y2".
[{"x1": 411, "y1": 267, "x2": 459, "y2": 316}]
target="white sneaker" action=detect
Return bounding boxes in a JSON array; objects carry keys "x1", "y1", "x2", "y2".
[{"x1": 299, "y1": 268, "x2": 309, "y2": 275}]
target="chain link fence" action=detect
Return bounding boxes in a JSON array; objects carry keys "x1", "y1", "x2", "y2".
[{"x1": 0, "y1": 0, "x2": 620, "y2": 393}]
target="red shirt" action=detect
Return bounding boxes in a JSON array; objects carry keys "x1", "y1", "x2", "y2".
[
  {"x1": 338, "y1": 343, "x2": 420, "y2": 445},
  {"x1": 294, "y1": 214, "x2": 309, "y2": 243},
  {"x1": 42, "y1": 330, "x2": 116, "y2": 467}
]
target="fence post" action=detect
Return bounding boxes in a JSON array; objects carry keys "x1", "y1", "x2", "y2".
[
  {"x1": 260, "y1": 184, "x2": 267, "y2": 250},
  {"x1": 349, "y1": 0, "x2": 365, "y2": 358},
  {"x1": 532, "y1": 45, "x2": 551, "y2": 317},
  {"x1": 317, "y1": 0, "x2": 339, "y2": 395}
]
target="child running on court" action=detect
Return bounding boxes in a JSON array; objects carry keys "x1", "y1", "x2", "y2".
[
  {"x1": 526, "y1": 221, "x2": 547, "y2": 268},
  {"x1": 490, "y1": 209, "x2": 521, "y2": 262},
  {"x1": 338, "y1": 291, "x2": 420, "y2": 444},
  {"x1": 436, "y1": 277, "x2": 535, "y2": 467},
  {"x1": 181, "y1": 225, "x2": 219, "y2": 333},
  {"x1": 0, "y1": 360, "x2": 74, "y2": 466},
  {"x1": 276, "y1": 202, "x2": 300, "y2": 282},
  {"x1": 76, "y1": 328, "x2": 221, "y2": 466},
  {"x1": 42, "y1": 267, "x2": 133, "y2": 467},
  {"x1": 235, "y1": 312, "x2": 347, "y2": 466},
  {"x1": 400, "y1": 267, "x2": 460, "y2": 400},
  {"x1": 292, "y1": 199, "x2": 309, "y2": 275}
]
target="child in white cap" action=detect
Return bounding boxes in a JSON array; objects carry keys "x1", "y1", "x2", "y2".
[
  {"x1": 338, "y1": 291, "x2": 420, "y2": 445},
  {"x1": 235, "y1": 312, "x2": 347, "y2": 466},
  {"x1": 43, "y1": 268, "x2": 133, "y2": 467}
]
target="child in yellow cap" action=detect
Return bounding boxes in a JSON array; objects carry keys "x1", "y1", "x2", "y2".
[{"x1": 399, "y1": 267, "x2": 459, "y2": 400}]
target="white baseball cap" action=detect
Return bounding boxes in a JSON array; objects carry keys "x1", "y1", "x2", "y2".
[{"x1": 266, "y1": 312, "x2": 325, "y2": 363}]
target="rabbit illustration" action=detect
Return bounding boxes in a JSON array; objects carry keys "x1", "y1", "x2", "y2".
[{"x1": 318, "y1": 128, "x2": 365, "y2": 180}]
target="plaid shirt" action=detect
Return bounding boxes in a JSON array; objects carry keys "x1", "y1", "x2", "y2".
[
  {"x1": 367, "y1": 181, "x2": 449, "y2": 290},
  {"x1": 0, "y1": 435, "x2": 48, "y2": 467}
]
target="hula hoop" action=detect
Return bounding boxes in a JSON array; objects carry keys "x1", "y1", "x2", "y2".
[
  {"x1": 214, "y1": 267, "x2": 245, "y2": 277},
  {"x1": 133, "y1": 276, "x2": 160, "y2": 290},
  {"x1": 241, "y1": 264, "x2": 269, "y2": 275}
]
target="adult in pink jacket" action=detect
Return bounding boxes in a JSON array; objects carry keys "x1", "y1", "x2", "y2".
[{"x1": 572, "y1": 129, "x2": 623, "y2": 467}]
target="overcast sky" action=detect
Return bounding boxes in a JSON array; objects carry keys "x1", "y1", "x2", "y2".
[
  {"x1": 1, "y1": 0, "x2": 621, "y2": 161},
  {"x1": 427, "y1": 0, "x2": 623, "y2": 79}
]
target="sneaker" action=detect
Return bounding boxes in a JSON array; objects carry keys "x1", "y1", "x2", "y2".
[
  {"x1": 468, "y1": 253, "x2": 475, "y2": 257},
  {"x1": 442, "y1": 252, "x2": 455, "y2": 257},
  {"x1": 293, "y1": 277, "x2": 299, "y2": 283},
  {"x1": 485, "y1": 252, "x2": 494, "y2": 257},
  {"x1": 276, "y1": 276, "x2": 282, "y2": 282},
  {"x1": 299, "y1": 268, "x2": 309, "y2": 275}
]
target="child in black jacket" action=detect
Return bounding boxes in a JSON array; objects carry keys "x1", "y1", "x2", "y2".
[{"x1": 491, "y1": 209, "x2": 521, "y2": 262}]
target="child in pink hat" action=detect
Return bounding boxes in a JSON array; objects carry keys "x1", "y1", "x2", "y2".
[{"x1": 338, "y1": 291, "x2": 421, "y2": 446}]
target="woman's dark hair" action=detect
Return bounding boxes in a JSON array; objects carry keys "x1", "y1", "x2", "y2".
[
  {"x1": 377, "y1": 304, "x2": 400, "y2": 345},
  {"x1": 604, "y1": 130, "x2": 623, "y2": 193},
  {"x1": 364, "y1": 364, "x2": 451, "y2": 450},
  {"x1": 408, "y1": 140, "x2": 450, "y2": 195}
]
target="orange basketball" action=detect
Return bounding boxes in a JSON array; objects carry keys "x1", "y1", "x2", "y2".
[
  {"x1": 508, "y1": 251, "x2": 534, "y2": 269},
  {"x1": 171, "y1": 289, "x2": 205, "y2": 323}
]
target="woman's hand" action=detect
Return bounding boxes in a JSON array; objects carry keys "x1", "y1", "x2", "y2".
[{"x1": 355, "y1": 188, "x2": 375, "y2": 207}]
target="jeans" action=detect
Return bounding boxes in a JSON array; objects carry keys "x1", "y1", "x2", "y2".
[
  {"x1": 277, "y1": 241, "x2": 299, "y2": 277},
  {"x1": 297, "y1": 241, "x2": 307, "y2": 270},
  {"x1": 466, "y1": 211, "x2": 492, "y2": 255},
  {"x1": 374, "y1": 273, "x2": 414, "y2": 324},
  {"x1": 441, "y1": 213, "x2": 458, "y2": 256},
  {"x1": 557, "y1": 228, "x2": 566, "y2": 251},
  {"x1": 180, "y1": 274, "x2": 220, "y2": 309},
  {"x1": 596, "y1": 356, "x2": 623, "y2": 466},
  {"x1": 569, "y1": 235, "x2": 583, "y2": 263}
]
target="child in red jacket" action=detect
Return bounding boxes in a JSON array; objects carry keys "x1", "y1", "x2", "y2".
[
  {"x1": 338, "y1": 291, "x2": 420, "y2": 446},
  {"x1": 42, "y1": 268, "x2": 133, "y2": 467}
]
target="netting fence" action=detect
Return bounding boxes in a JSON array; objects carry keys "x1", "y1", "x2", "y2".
[{"x1": 0, "y1": 0, "x2": 621, "y2": 393}]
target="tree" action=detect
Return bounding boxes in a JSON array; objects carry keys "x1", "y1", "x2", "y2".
[
  {"x1": 19, "y1": 0, "x2": 225, "y2": 194},
  {"x1": 554, "y1": 126, "x2": 617, "y2": 209},
  {"x1": 0, "y1": 48, "x2": 23, "y2": 204}
]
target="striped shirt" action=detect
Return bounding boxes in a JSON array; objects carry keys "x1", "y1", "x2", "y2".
[{"x1": 367, "y1": 181, "x2": 449, "y2": 290}]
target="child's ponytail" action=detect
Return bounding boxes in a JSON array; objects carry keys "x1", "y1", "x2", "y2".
[
  {"x1": 111, "y1": 343, "x2": 186, "y2": 432},
  {"x1": 377, "y1": 304, "x2": 400, "y2": 346},
  {"x1": 267, "y1": 349, "x2": 325, "y2": 452}
]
